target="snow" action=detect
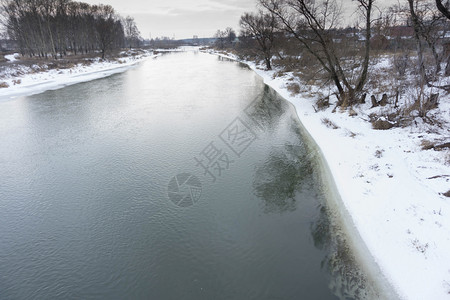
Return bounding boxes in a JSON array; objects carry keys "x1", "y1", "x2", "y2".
[
  {"x1": 0, "y1": 50, "x2": 158, "y2": 100},
  {"x1": 4, "y1": 53, "x2": 20, "y2": 62},
  {"x1": 206, "y1": 50, "x2": 450, "y2": 300}
]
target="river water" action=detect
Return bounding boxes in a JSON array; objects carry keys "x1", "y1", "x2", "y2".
[{"x1": 0, "y1": 51, "x2": 382, "y2": 299}]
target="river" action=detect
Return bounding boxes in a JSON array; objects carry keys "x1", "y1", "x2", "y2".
[{"x1": 0, "y1": 50, "x2": 383, "y2": 299}]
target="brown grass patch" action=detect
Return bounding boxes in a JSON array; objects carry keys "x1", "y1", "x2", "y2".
[
  {"x1": 287, "y1": 82, "x2": 301, "y2": 96},
  {"x1": 321, "y1": 118, "x2": 340, "y2": 129}
]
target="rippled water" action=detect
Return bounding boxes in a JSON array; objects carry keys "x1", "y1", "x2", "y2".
[{"x1": 0, "y1": 51, "x2": 380, "y2": 299}]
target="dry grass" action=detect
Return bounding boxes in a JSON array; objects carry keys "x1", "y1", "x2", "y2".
[
  {"x1": 321, "y1": 118, "x2": 340, "y2": 129},
  {"x1": 372, "y1": 119, "x2": 395, "y2": 130},
  {"x1": 314, "y1": 96, "x2": 330, "y2": 111},
  {"x1": 287, "y1": 82, "x2": 301, "y2": 96},
  {"x1": 421, "y1": 139, "x2": 435, "y2": 150},
  {"x1": 0, "y1": 82, "x2": 9, "y2": 88}
]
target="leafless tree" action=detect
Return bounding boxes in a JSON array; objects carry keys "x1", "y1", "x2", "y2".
[
  {"x1": 214, "y1": 29, "x2": 226, "y2": 49},
  {"x1": 123, "y1": 16, "x2": 141, "y2": 49},
  {"x1": 240, "y1": 10, "x2": 278, "y2": 70},
  {"x1": 407, "y1": 0, "x2": 450, "y2": 88},
  {"x1": 0, "y1": 0, "x2": 127, "y2": 59},
  {"x1": 224, "y1": 27, "x2": 236, "y2": 44},
  {"x1": 214, "y1": 27, "x2": 236, "y2": 49},
  {"x1": 406, "y1": 0, "x2": 447, "y2": 80},
  {"x1": 259, "y1": 0, "x2": 374, "y2": 107}
]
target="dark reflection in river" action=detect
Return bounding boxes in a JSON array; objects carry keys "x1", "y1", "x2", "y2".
[
  {"x1": 253, "y1": 142, "x2": 311, "y2": 213},
  {"x1": 0, "y1": 51, "x2": 382, "y2": 300},
  {"x1": 248, "y1": 91, "x2": 380, "y2": 299},
  {"x1": 311, "y1": 203, "x2": 382, "y2": 299},
  {"x1": 249, "y1": 88, "x2": 311, "y2": 213}
]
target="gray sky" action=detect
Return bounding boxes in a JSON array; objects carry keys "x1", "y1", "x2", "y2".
[
  {"x1": 83, "y1": 0, "x2": 258, "y2": 39},
  {"x1": 83, "y1": 0, "x2": 395, "y2": 40}
]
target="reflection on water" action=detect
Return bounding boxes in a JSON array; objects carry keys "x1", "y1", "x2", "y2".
[
  {"x1": 253, "y1": 142, "x2": 310, "y2": 213},
  {"x1": 311, "y1": 204, "x2": 381, "y2": 299},
  {"x1": 248, "y1": 90, "x2": 381, "y2": 299},
  {"x1": 244, "y1": 86, "x2": 286, "y2": 132},
  {"x1": 0, "y1": 51, "x2": 383, "y2": 299}
]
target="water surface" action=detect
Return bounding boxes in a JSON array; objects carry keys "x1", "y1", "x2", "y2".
[{"x1": 0, "y1": 51, "x2": 378, "y2": 299}]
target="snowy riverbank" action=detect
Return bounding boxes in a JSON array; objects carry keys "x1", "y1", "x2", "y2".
[
  {"x1": 206, "y1": 50, "x2": 450, "y2": 300},
  {"x1": 0, "y1": 50, "x2": 158, "y2": 100}
]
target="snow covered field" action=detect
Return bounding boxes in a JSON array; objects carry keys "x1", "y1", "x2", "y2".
[
  {"x1": 0, "y1": 50, "x2": 157, "y2": 100},
  {"x1": 207, "y1": 50, "x2": 450, "y2": 300}
]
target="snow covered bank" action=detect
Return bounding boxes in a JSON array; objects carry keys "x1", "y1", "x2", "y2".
[
  {"x1": 207, "y1": 50, "x2": 450, "y2": 299},
  {"x1": 4, "y1": 53, "x2": 20, "y2": 62},
  {"x1": 0, "y1": 50, "x2": 158, "y2": 100}
]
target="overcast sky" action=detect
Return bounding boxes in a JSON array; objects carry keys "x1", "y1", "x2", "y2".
[
  {"x1": 83, "y1": 0, "x2": 395, "y2": 40},
  {"x1": 83, "y1": 0, "x2": 257, "y2": 39}
]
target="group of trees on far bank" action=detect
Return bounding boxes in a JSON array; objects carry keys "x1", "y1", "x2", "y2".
[{"x1": 0, "y1": 0, "x2": 141, "y2": 59}]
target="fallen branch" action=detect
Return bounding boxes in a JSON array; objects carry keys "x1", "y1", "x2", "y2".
[{"x1": 427, "y1": 175, "x2": 450, "y2": 179}]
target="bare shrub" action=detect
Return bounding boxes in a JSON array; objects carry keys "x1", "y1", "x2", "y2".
[
  {"x1": 404, "y1": 89, "x2": 439, "y2": 120},
  {"x1": 273, "y1": 56, "x2": 302, "y2": 73},
  {"x1": 47, "y1": 62, "x2": 59, "y2": 70},
  {"x1": 0, "y1": 82, "x2": 9, "y2": 88},
  {"x1": 372, "y1": 119, "x2": 395, "y2": 130},
  {"x1": 287, "y1": 82, "x2": 301, "y2": 95},
  {"x1": 314, "y1": 96, "x2": 330, "y2": 111},
  {"x1": 369, "y1": 113, "x2": 397, "y2": 130},
  {"x1": 81, "y1": 59, "x2": 94, "y2": 66}
]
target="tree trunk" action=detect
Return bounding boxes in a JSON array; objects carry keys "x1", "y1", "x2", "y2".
[
  {"x1": 436, "y1": 0, "x2": 450, "y2": 20},
  {"x1": 445, "y1": 56, "x2": 450, "y2": 76},
  {"x1": 355, "y1": 0, "x2": 373, "y2": 94},
  {"x1": 408, "y1": 0, "x2": 428, "y2": 86}
]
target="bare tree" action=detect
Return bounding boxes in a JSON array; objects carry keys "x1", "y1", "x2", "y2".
[
  {"x1": 123, "y1": 16, "x2": 141, "y2": 48},
  {"x1": 1, "y1": 0, "x2": 127, "y2": 59},
  {"x1": 259, "y1": 0, "x2": 374, "y2": 107},
  {"x1": 406, "y1": 0, "x2": 447, "y2": 80},
  {"x1": 214, "y1": 27, "x2": 236, "y2": 49},
  {"x1": 224, "y1": 27, "x2": 236, "y2": 45},
  {"x1": 406, "y1": 0, "x2": 450, "y2": 87},
  {"x1": 240, "y1": 10, "x2": 278, "y2": 70},
  {"x1": 214, "y1": 29, "x2": 226, "y2": 49}
]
